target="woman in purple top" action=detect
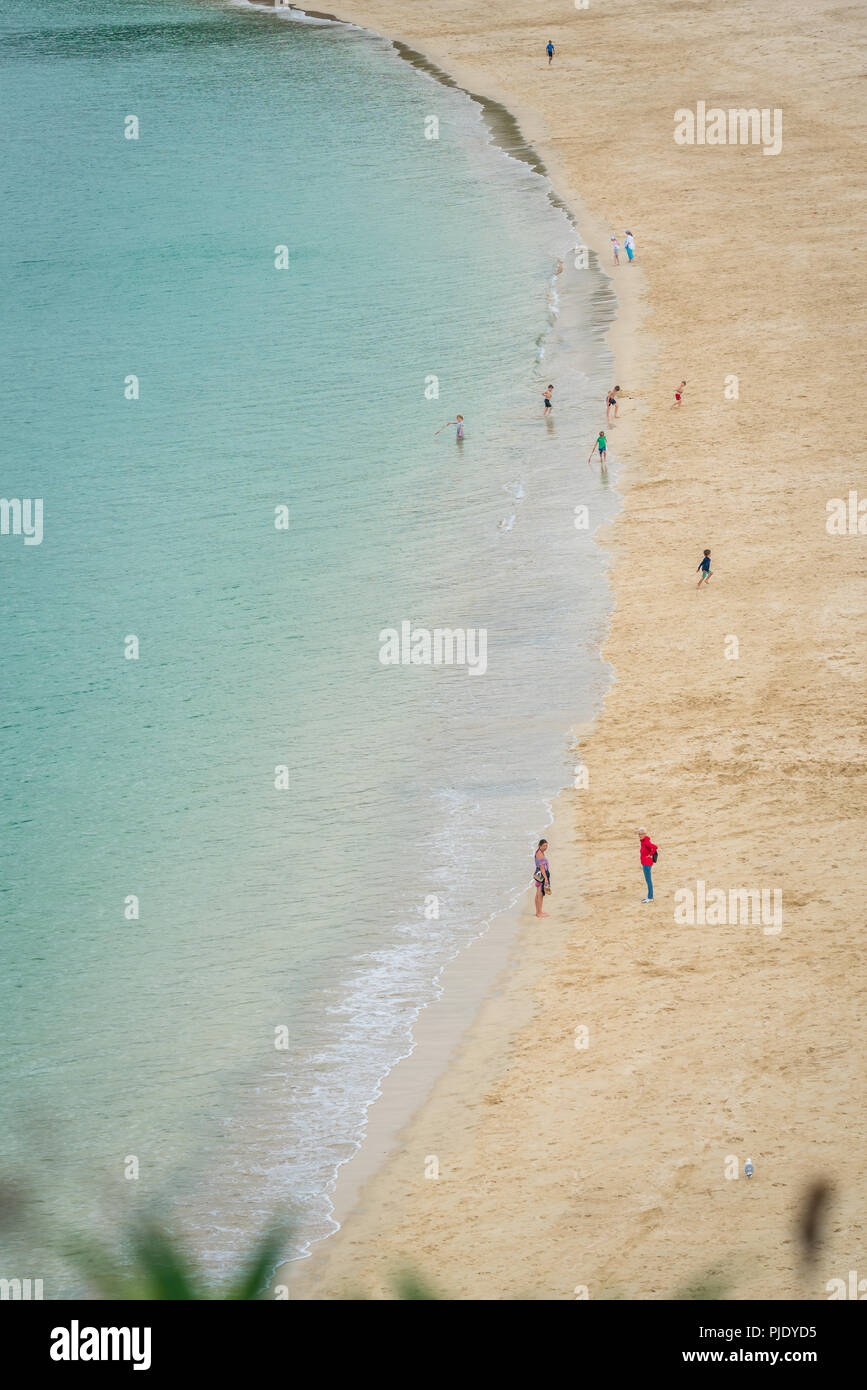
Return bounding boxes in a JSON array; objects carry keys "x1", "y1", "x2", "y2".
[{"x1": 534, "y1": 838, "x2": 551, "y2": 918}]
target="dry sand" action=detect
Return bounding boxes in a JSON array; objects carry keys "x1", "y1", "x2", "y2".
[{"x1": 246, "y1": 0, "x2": 866, "y2": 1298}]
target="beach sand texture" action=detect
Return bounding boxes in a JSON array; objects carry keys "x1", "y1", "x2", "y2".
[{"x1": 260, "y1": 0, "x2": 866, "y2": 1297}]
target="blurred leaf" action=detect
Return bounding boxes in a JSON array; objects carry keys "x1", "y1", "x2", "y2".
[
  {"x1": 64, "y1": 1218, "x2": 289, "y2": 1300},
  {"x1": 390, "y1": 1269, "x2": 440, "y2": 1300},
  {"x1": 131, "y1": 1223, "x2": 201, "y2": 1300},
  {"x1": 672, "y1": 1271, "x2": 727, "y2": 1301},
  {"x1": 226, "y1": 1224, "x2": 290, "y2": 1300}
]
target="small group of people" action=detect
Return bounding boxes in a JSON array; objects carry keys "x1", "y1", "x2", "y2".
[
  {"x1": 586, "y1": 383, "x2": 625, "y2": 468},
  {"x1": 440, "y1": 376, "x2": 621, "y2": 455},
  {"x1": 610, "y1": 231, "x2": 636, "y2": 265},
  {"x1": 533, "y1": 828, "x2": 659, "y2": 913},
  {"x1": 542, "y1": 386, "x2": 611, "y2": 472},
  {"x1": 525, "y1": 202, "x2": 707, "y2": 915},
  {"x1": 664, "y1": 381, "x2": 713, "y2": 588}
]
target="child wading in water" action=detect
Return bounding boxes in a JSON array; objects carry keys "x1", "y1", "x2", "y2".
[
  {"x1": 696, "y1": 549, "x2": 712, "y2": 587},
  {"x1": 543, "y1": 384, "x2": 554, "y2": 416},
  {"x1": 534, "y1": 839, "x2": 551, "y2": 917},
  {"x1": 589, "y1": 430, "x2": 608, "y2": 469},
  {"x1": 436, "y1": 415, "x2": 464, "y2": 441}
]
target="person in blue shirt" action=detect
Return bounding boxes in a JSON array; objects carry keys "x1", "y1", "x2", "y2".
[
  {"x1": 546, "y1": 41, "x2": 555, "y2": 65},
  {"x1": 696, "y1": 549, "x2": 712, "y2": 587}
]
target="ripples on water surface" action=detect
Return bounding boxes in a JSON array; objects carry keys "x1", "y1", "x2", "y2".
[{"x1": 0, "y1": 0, "x2": 617, "y2": 1285}]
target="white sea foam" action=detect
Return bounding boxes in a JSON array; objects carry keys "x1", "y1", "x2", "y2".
[{"x1": 229, "y1": 1, "x2": 341, "y2": 24}]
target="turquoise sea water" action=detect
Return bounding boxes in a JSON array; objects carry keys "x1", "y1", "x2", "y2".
[{"x1": 0, "y1": 0, "x2": 617, "y2": 1288}]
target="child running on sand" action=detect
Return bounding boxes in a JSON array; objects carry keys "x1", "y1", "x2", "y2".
[
  {"x1": 696, "y1": 549, "x2": 712, "y2": 587},
  {"x1": 672, "y1": 380, "x2": 686, "y2": 408},
  {"x1": 543, "y1": 384, "x2": 554, "y2": 415},
  {"x1": 606, "y1": 385, "x2": 620, "y2": 421},
  {"x1": 589, "y1": 430, "x2": 607, "y2": 467}
]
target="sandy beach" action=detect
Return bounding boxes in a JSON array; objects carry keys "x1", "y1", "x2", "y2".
[{"x1": 252, "y1": 0, "x2": 867, "y2": 1298}]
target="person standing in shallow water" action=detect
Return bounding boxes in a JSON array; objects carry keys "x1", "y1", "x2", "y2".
[
  {"x1": 589, "y1": 430, "x2": 607, "y2": 469},
  {"x1": 436, "y1": 414, "x2": 464, "y2": 441},
  {"x1": 639, "y1": 827, "x2": 657, "y2": 903},
  {"x1": 534, "y1": 839, "x2": 551, "y2": 917}
]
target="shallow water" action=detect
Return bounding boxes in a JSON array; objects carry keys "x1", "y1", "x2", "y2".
[{"x1": 0, "y1": 0, "x2": 617, "y2": 1288}]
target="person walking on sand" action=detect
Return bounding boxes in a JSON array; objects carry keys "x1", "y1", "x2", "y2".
[
  {"x1": 589, "y1": 430, "x2": 607, "y2": 467},
  {"x1": 638, "y1": 827, "x2": 657, "y2": 903},
  {"x1": 543, "y1": 384, "x2": 554, "y2": 416},
  {"x1": 611, "y1": 236, "x2": 620, "y2": 266},
  {"x1": 534, "y1": 838, "x2": 551, "y2": 917},
  {"x1": 671, "y1": 380, "x2": 686, "y2": 408},
  {"x1": 546, "y1": 40, "x2": 555, "y2": 65},
  {"x1": 624, "y1": 230, "x2": 636, "y2": 262},
  {"x1": 606, "y1": 385, "x2": 621, "y2": 422},
  {"x1": 696, "y1": 548, "x2": 712, "y2": 587},
  {"x1": 436, "y1": 414, "x2": 464, "y2": 440}
]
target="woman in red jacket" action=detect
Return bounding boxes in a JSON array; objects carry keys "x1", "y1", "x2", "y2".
[{"x1": 639, "y1": 827, "x2": 657, "y2": 902}]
